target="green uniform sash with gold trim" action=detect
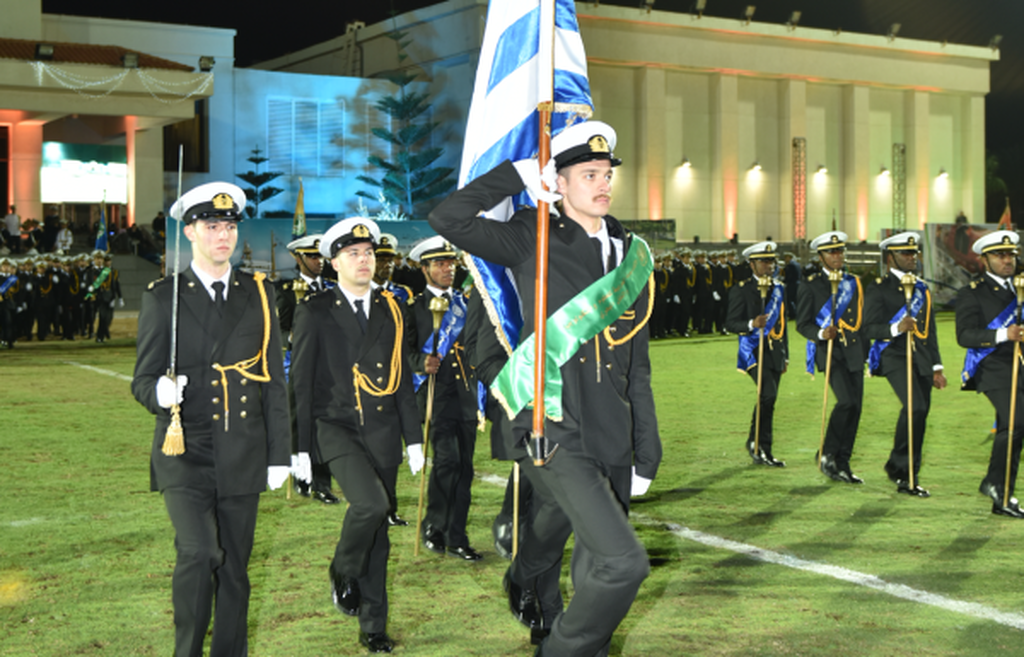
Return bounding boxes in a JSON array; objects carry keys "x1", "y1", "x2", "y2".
[{"x1": 492, "y1": 234, "x2": 654, "y2": 422}]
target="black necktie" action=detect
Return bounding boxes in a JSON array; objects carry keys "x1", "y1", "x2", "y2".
[
  {"x1": 309, "y1": 279, "x2": 320, "y2": 294},
  {"x1": 212, "y1": 281, "x2": 225, "y2": 316},
  {"x1": 354, "y1": 298, "x2": 368, "y2": 334},
  {"x1": 591, "y1": 237, "x2": 604, "y2": 272}
]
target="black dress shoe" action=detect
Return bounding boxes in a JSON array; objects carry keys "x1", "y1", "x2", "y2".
[
  {"x1": 447, "y1": 545, "x2": 483, "y2": 561},
  {"x1": 387, "y1": 513, "x2": 408, "y2": 526},
  {"x1": 992, "y1": 499, "x2": 1024, "y2": 518},
  {"x1": 745, "y1": 441, "x2": 764, "y2": 465},
  {"x1": 294, "y1": 479, "x2": 311, "y2": 498},
  {"x1": 841, "y1": 468, "x2": 864, "y2": 484},
  {"x1": 504, "y1": 569, "x2": 542, "y2": 628},
  {"x1": 820, "y1": 456, "x2": 845, "y2": 482},
  {"x1": 312, "y1": 488, "x2": 340, "y2": 505},
  {"x1": 761, "y1": 451, "x2": 786, "y2": 468},
  {"x1": 330, "y1": 569, "x2": 361, "y2": 616},
  {"x1": 896, "y1": 479, "x2": 930, "y2": 497},
  {"x1": 359, "y1": 631, "x2": 394, "y2": 653},
  {"x1": 422, "y1": 525, "x2": 446, "y2": 555}
]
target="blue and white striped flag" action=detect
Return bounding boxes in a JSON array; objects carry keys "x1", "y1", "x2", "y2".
[{"x1": 459, "y1": 0, "x2": 593, "y2": 354}]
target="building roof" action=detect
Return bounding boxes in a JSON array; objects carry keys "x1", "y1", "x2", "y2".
[{"x1": 0, "y1": 37, "x2": 193, "y2": 71}]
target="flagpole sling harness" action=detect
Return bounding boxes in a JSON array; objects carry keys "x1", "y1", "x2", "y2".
[{"x1": 84, "y1": 267, "x2": 111, "y2": 301}]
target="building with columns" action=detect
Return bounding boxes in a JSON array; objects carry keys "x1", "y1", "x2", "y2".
[
  {"x1": 0, "y1": 0, "x2": 222, "y2": 228},
  {"x1": 258, "y1": 0, "x2": 995, "y2": 245}
]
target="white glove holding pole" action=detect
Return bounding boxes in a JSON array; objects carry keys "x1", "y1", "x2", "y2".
[
  {"x1": 267, "y1": 466, "x2": 290, "y2": 490},
  {"x1": 512, "y1": 159, "x2": 562, "y2": 205},
  {"x1": 407, "y1": 444, "x2": 425, "y2": 475},
  {"x1": 630, "y1": 466, "x2": 652, "y2": 497},
  {"x1": 292, "y1": 452, "x2": 312, "y2": 484},
  {"x1": 156, "y1": 374, "x2": 188, "y2": 408}
]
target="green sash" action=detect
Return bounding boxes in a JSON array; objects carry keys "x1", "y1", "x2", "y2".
[{"x1": 492, "y1": 234, "x2": 654, "y2": 422}]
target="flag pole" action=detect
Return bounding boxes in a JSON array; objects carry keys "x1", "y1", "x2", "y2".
[{"x1": 529, "y1": 0, "x2": 558, "y2": 467}]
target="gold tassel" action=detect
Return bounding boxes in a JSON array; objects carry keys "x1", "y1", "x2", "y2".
[{"x1": 161, "y1": 404, "x2": 186, "y2": 456}]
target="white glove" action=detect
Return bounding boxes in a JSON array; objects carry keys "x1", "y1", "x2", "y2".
[
  {"x1": 52, "y1": 274, "x2": 59, "y2": 284},
  {"x1": 713, "y1": 291, "x2": 721, "y2": 301},
  {"x1": 630, "y1": 466, "x2": 652, "y2": 497},
  {"x1": 673, "y1": 295, "x2": 680, "y2": 304},
  {"x1": 407, "y1": 444, "x2": 425, "y2": 475},
  {"x1": 117, "y1": 298, "x2": 125, "y2": 308},
  {"x1": 267, "y1": 466, "x2": 290, "y2": 490},
  {"x1": 25, "y1": 282, "x2": 32, "y2": 292},
  {"x1": 512, "y1": 158, "x2": 561, "y2": 205},
  {"x1": 109, "y1": 300, "x2": 116, "y2": 308},
  {"x1": 155, "y1": 374, "x2": 188, "y2": 408},
  {"x1": 291, "y1": 452, "x2": 312, "y2": 484}
]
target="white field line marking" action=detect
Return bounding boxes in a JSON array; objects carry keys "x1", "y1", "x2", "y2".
[
  {"x1": 63, "y1": 360, "x2": 132, "y2": 382},
  {"x1": 477, "y1": 471, "x2": 1024, "y2": 630}
]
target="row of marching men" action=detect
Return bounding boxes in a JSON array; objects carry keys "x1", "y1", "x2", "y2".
[
  {"x1": 0, "y1": 250, "x2": 122, "y2": 348},
  {"x1": 729, "y1": 227, "x2": 1024, "y2": 520},
  {"x1": 132, "y1": 120, "x2": 661, "y2": 656}
]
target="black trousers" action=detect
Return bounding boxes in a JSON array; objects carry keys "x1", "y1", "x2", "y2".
[
  {"x1": 95, "y1": 299, "x2": 114, "y2": 340},
  {"x1": 746, "y1": 365, "x2": 781, "y2": 453},
  {"x1": 982, "y1": 385, "x2": 1024, "y2": 499},
  {"x1": 320, "y1": 420, "x2": 395, "y2": 634},
  {"x1": 884, "y1": 367, "x2": 932, "y2": 479},
  {"x1": 425, "y1": 416, "x2": 476, "y2": 548},
  {"x1": 518, "y1": 451, "x2": 647, "y2": 657},
  {"x1": 162, "y1": 486, "x2": 260, "y2": 657},
  {"x1": 823, "y1": 365, "x2": 864, "y2": 470}
]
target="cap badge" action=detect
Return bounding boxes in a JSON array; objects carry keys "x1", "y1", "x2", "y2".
[
  {"x1": 765, "y1": 244, "x2": 774, "y2": 253},
  {"x1": 380, "y1": 237, "x2": 391, "y2": 247},
  {"x1": 354, "y1": 224, "x2": 370, "y2": 238},
  {"x1": 1004, "y1": 235, "x2": 1012, "y2": 245},
  {"x1": 212, "y1": 193, "x2": 234, "y2": 210},
  {"x1": 588, "y1": 135, "x2": 610, "y2": 154},
  {"x1": 312, "y1": 239, "x2": 320, "y2": 249},
  {"x1": 830, "y1": 235, "x2": 839, "y2": 243},
  {"x1": 444, "y1": 241, "x2": 453, "y2": 252},
  {"x1": 908, "y1": 236, "x2": 916, "y2": 246}
]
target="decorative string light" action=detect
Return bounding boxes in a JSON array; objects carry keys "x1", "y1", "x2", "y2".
[{"x1": 31, "y1": 61, "x2": 212, "y2": 104}]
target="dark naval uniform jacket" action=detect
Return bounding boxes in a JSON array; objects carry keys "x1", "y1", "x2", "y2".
[
  {"x1": 291, "y1": 286, "x2": 422, "y2": 468},
  {"x1": 796, "y1": 270, "x2": 866, "y2": 373},
  {"x1": 725, "y1": 276, "x2": 789, "y2": 371},
  {"x1": 427, "y1": 160, "x2": 661, "y2": 480},
  {"x1": 406, "y1": 287, "x2": 479, "y2": 424},
  {"x1": 864, "y1": 272, "x2": 942, "y2": 377},
  {"x1": 956, "y1": 273, "x2": 1020, "y2": 392},
  {"x1": 131, "y1": 268, "x2": 291, "y2": 496}
]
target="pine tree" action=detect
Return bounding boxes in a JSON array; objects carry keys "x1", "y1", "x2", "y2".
[
  {"x1": 356, "y1": 23, "x2": 456, "y2": 219},
  {"x1": 236, "y1": 146, "x2": 288, "y2": 219}
]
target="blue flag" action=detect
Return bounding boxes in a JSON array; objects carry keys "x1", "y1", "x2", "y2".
[
  {"x1": 95, "y1": 202, "x2": 108, "y2": 252},
  {"x1": 458, "y1": 0, "x2": 594, "y2": 356}
]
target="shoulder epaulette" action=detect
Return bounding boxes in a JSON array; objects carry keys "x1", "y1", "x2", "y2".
[
  {"x1": 807, "y1": 272, "x2": 819, "y2": 282},
  {"x1": 147, "y1": 275, "x2": 173, "y2": 291}
]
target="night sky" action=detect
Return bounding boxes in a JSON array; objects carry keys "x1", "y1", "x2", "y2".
[{"x1": 41, "y1": 0, "x2": 1024, "y2": 220}]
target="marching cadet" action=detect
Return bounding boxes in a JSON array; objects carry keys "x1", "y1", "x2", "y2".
[
  {"x1": 726, "y1": 241, "x2": 788, "y2": 466},
  {"x1": 693, "y1": 250, "x2": 713, "y2": 334},
  {"x1": 372, "y1": 233, "x2": 413, "y2": 305},
  {"x1": 0, "y1": 257, "x2": 18, "y2": 348},
  {"x1": 956, "y1": 230, "x2": 1024, "y2": 517},
  {"x1": 428, "y1": 120, "x2": 661, "y2": 656},
  {"x1": 797, "y1": 231, "x2": 866, "y2": 483},
  {"x1": 794, "y1": 230, "x2": 868, "y2": 480},
  {"x1": 406, "y1": 236, "x2": 483, "y2": 560},
  {"x1": 671, "y1": 248, "x2": 695, "y2": 336},
  {"x1": 131, "y1": 181, "x2": 292, "y2": 657},
  {"x1": 32, "y1": 258, "x2": 59, "y2": 341},
  {"x1": 275, "y1": 233, "x2": 339, "y2": 505},
  {"x1": 83, "y1": 252, "x2": 121, "y2": 343},
  {"x1": 865, "y1": 232, "x2": 945, "y2": 497},
  {"x1": 291, "y1": 217, "x2": 424, "y2": 653}
]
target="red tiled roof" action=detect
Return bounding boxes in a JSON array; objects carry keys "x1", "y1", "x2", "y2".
[{"x1": 0, "y1": 37, "x2": 193, "y2": 72}]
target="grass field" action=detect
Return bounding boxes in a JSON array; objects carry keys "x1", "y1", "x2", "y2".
[{"x1": 4, "y1": 312, "x2": 1024, "y2": 656}]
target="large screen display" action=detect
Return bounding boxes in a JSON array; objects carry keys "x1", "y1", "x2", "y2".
[{"x1": 40, "y1": 142, "x2": 127, "y2": 204}]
